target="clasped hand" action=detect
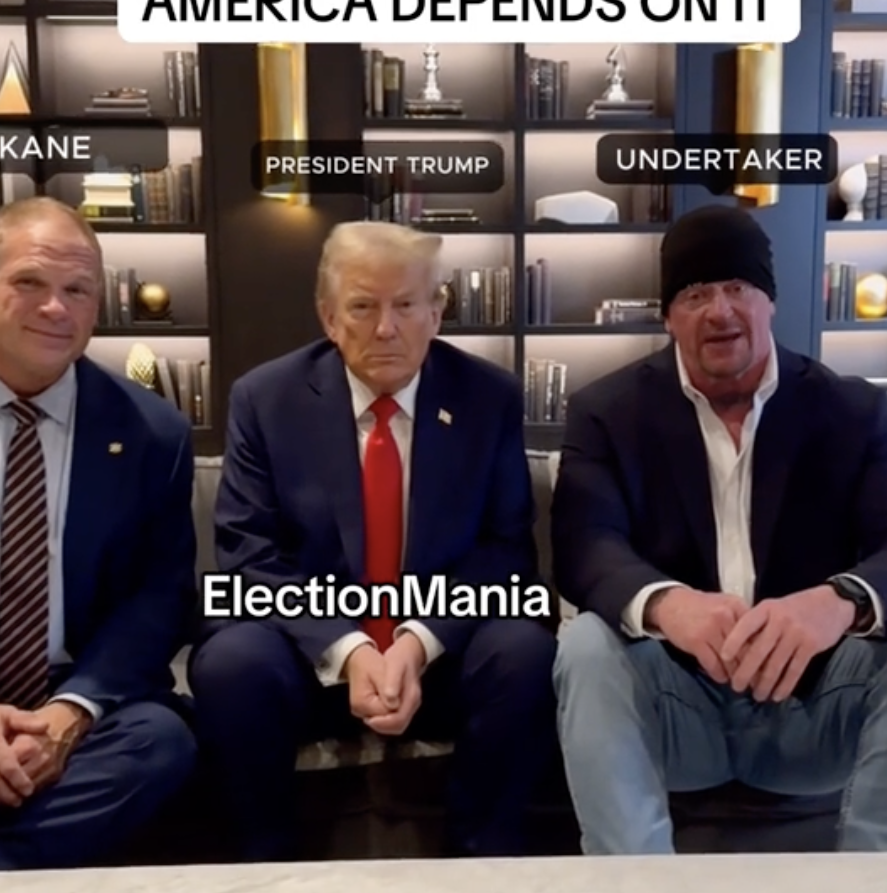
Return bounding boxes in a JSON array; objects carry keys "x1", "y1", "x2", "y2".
[
  {"x1": 649, "y1": 585, "x2": 857, "y2": 702},
  {"x1": 0, "y1": 701, "x2": 92, "y2": 808},
  {"x1": 344, "y1": 633, "x2": 426, "y2": 736}
]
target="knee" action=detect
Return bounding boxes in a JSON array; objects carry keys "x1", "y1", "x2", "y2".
[
  {"x1": 553, "y1": 612, "x2": 625, "y2": 691},
  {"x1": 188, "y1": 621, "x2": 289, "y2": 695},
  {"x1": 111, "y1": 702, "x2": 197, "y2": 792},
  {"x1": 475, "y1": 619, "x2": 557, "y2": 697}
]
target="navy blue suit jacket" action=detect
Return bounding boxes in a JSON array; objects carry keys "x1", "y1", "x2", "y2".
[
  {"x1": 57, "y1": 357, "x2": 197, "y2": 713},
  {"x1": 212, "y1": 338, "x2": 539, "y2": 664},
  {"x1": 552, "y1": 344, "x2": 887, "y2": 688}
]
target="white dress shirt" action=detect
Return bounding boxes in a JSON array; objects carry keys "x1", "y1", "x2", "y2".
[
  {"x1": 621, "y1": 336, "x2": 884, "y2": 639},
  {"x1": 314, "y1": 368, "x2": 445, "y2": 686},
  {"x1": 0, "y1": 366, "x2": 101, "y2": 719}
]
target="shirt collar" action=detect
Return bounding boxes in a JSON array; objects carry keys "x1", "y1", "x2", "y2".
[
  {"x1": 675, "y1": 332, "x2": 779, "y2": 406},
  {"x1": 0, "y1": 363, "x2": 76, "y2": 426},
  {"x1": 345, "y1": 365, "x2": 420, "y2": 422}
]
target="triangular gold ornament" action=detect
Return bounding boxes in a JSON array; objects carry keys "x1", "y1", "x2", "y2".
[{"x1": 0, "y1": 42, "x2": 30, "y2": 114}]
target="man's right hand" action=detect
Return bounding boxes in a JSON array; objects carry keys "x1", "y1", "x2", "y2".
[
  {"x1": 343, "y1": 644, "x2": 398, "y2": 720},
  {"x1": 645, "y1": 587, "x2": 749, "y2": 684},
  {"x1": 0, "y1": 705, "x2": 49, "y2": 807}
]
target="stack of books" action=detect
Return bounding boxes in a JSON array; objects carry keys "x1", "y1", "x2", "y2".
[
  {"x1": 79, "y1": 172, "x2": 135, "y2": 222},
  {"x1": 84, "y1": 89, "x2": 152, "y2": 117}
]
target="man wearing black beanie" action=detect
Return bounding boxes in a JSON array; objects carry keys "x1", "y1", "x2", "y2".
[{"x1": 552, "y1": 203, "x2": 887, "y2": 854}]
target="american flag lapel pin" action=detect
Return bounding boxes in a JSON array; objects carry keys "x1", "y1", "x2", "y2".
[
  {"x1": 438, "y1": 409, "x2": 452, "y2": 425},
  {"x1": 108, "y1": 442, "x2": 123, "y2": 454}
]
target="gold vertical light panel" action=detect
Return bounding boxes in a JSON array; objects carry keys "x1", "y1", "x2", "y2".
[
  {"x1": 0, "y1": 42, "x2": 30, "y2": 114},
  {"x1": 734, "y1": 43, "x2": 783, "y2": 207},
  {"x1": 257, "y1": 43, "x2": 308, "y2": 204}
]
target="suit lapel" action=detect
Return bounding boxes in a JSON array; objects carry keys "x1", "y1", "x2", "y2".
[
  {"x1": 404, "y1": 349, "x2": 454, "y2": 572},
  {"x1": 750, "y1": 347, "x2": 809, "y2": 587},
  {"x1": 308, "y1": 350, "x2": 365, "y2": 580},
  {"x1": 63, "y1": 360, "x2": 131, "y2": 639},
  {"x1": 645, "y1": 349, "x2": 719, "y2": 587}
]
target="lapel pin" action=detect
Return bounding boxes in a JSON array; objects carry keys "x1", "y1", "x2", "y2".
[
  {"x1": 438, "y1": 409, "x2": 452, "y2": 425},
  {"x1": 108, "y1": 442, "x2": 123, "y2": 454}
]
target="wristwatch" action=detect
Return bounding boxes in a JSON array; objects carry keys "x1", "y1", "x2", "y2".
[{"x1": 827, "y1": 575, "x2": 875, "y2": 631}]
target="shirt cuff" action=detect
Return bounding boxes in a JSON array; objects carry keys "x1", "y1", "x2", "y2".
[
  {"x1": 395, "y1": 621, "x2": 444, "y2": 667},
  {"x1": 315, "y1": 632, "x2": 375, "y2": 686},
  {"x1": 48, "y1": 693, "x2": 103, "y2": 723},
  {"x1": 621, "y1": 581, "x2": 683, "y2": 639},
  {"x1": 836, "y1": 573, "x2": 884, "y2": 637}
]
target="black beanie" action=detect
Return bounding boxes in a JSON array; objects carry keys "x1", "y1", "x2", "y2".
[{"x1": 659, "y1": 204, "x2": 777, "y2": 315}]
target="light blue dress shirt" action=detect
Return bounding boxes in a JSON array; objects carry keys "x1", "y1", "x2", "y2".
[{"x1": 0, "y1": 366, "x2": 101, "y2": 720}]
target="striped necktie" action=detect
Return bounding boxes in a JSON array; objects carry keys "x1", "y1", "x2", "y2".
[{"x1": 0, "y1": 400, "x2": 49, "y2": 709}]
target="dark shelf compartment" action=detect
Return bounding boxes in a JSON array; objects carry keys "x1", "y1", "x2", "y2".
[
  {"x1": 192, "y1": 426, "x2": 216, "y2": 456},
  {"x1": 822, "y1": 320, "x2": 887, "y2": 332},
  {"x1": 363, "y1": 117, "x2": 512, "y2": 131},
  {"x1": 89, "y1": 223, "x2": 203, "y2": 234},
  {"x1": 830, "y1": 117, "x2": 887, "y2": 130},
  {"x1": 526, "y1": 322, "x2": 664, "y2": 336},
  {"x1": 0, "y1": 7, "x2": 25, "y2": 18},
  {"x1": 93, "y1": 326, "x2": 209, "y2": 337},
  {"x1": 524, "y1": 422, "x2": 565, "y2": 451},
  {"x1": 826, "y1": 220, "x2": 887, "y2": 230},
  {"x1": 833, "y1": 12, "x2": 887, "y2": 31},
  {"x1": 525, "y1": 223, "x2": 669, "y2": 234},
  {"x1": 525, "y1": 117, "x2": 673, "y2": 132}
]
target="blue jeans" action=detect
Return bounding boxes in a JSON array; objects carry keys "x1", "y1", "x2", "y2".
[{"x1": 553, "y1": 612, "x2": 887, "y2": 853}]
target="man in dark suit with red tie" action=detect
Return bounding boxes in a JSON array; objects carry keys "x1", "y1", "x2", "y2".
[{"x1": 188, "y1": 220, "x2": 556, "y2": 861}]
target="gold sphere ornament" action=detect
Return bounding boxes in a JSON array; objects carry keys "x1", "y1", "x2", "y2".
[
  {"x1": 136, "y1": 282, "x2": 171, "y2": 315},
  {"x1": 856, "y1": 273, "x2": 887, "y2": 320}
]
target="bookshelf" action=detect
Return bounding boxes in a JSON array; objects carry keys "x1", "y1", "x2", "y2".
[
  {"x1": 0, "y1": 0, "x2": 217, "y2": 453},
  {"x1": 361, "y1": 43, "x2": 675, "y2": 449},
  {"x1": 818, "y1": 3, "x2": 887, "y2": 387}
]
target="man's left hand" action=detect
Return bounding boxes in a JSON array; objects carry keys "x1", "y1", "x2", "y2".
[
  {"x1": 363, "y1": 632, "x2": 425, "y2": 737},
  {"x1": 720, "y1": 585, "x2": 856, "y2": 702},
  {"x1": 10, "y1": 702, "x2": 93, "y2": 794}
]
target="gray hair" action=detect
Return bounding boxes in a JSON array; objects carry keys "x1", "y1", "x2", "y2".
[{"x1": 315, "y1": 221, "x2": 446, "y2": 307}]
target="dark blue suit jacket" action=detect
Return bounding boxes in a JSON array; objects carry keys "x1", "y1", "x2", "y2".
[
  {"x1": 57, "y1": 357, "x2": 197, "y2": 713},
  {"x1": 552, "y1": 344, "x2": 887, "y2": 689},
  {"x1": 212, "y1": 338, "x2": 539, "y2": 664}
]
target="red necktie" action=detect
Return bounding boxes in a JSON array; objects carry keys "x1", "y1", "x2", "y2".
[{"x1": 361, "y1": 395, "x2": 402, "y2": 650}]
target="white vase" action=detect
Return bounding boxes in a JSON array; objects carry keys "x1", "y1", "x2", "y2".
[{"x1": 839, "y1": 163, "x2": 868, "y2": 221}]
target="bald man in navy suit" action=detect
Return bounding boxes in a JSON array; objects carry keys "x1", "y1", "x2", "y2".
[{"x1": 0, "y1": 197, "x2": 197, "y2": 870}]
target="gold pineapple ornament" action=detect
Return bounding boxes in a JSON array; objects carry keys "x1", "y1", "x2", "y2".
[{"x1": 125, "y1": 343, "x2": 157, "y2": 389}]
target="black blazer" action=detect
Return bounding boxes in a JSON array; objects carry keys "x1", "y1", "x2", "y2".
[{"x1": 551, "y1": 343, "x2": 887, "y2": 690}]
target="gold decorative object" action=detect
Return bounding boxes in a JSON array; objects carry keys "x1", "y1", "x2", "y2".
[
  {"x1": 0, "y1": 42, "x2": 29, "y2": 114},
  {"x1": 856, "y1": 273, "x2": 887, "y2": 319},
  {"x1": 125, "y1": 342, "x2": 157, "y2": 389},
  {"x1": 734, "y1": 43, "x2": 783, "y2": 208},
  {"x1": 257, "y1": 43, "x2": 308, "y2": 204},
  {"x1": 135, "y1": 282, "x2": 172, "y2": 322}
]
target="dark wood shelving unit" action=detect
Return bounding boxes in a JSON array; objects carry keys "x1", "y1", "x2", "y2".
[
  {"x1": 361, "y1": 43, "x2": 675, "y2": 446},
  {"x1": 0, "y1": 0, "x2": 219, "y2": 453}
]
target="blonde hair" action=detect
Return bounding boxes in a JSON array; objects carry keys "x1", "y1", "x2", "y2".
[{"x1": 315, "y1": 221, "x2": 445, "y2": 307}]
